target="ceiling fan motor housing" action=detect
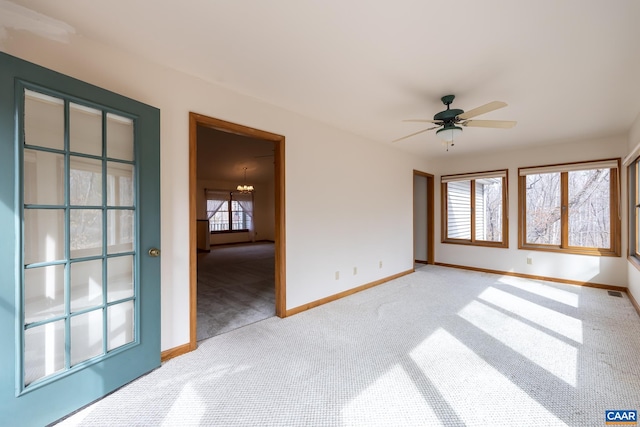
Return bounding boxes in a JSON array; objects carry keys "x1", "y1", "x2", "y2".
[
  {"x1": 434, "y1": 108, "x2": 463, "y2": 122},
  {"x1": 434, "y1": 94, "x2": 463, "y2": 122}
]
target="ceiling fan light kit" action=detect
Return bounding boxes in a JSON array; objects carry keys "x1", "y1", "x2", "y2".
[
  {"x1": 393, "y1": 94, "x2": 517, "y2": 150},
  {"x1": 436, "y1": 123, "x2": 463, "y2": 142}
]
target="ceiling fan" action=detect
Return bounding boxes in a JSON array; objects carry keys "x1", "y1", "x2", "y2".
[{"x1": 393, "y1": 95, "x2": 516, "y2": 147}]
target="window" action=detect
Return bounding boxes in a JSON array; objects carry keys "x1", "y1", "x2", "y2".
[
  {"x1": 441, "y1": 170, "x2": 508, "y2": 247},
  {"x1": 629, "y1": 157, "x2": 640, "y2": 260},
  {"x1": 205, "y1": 190, "x2": 253, "y2": 232},
  {"x1": 519, "y1": 159, "x2": 620, "y2": 256}
]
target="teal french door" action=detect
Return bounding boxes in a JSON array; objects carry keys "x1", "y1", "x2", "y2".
[{"x1": 0, "y1": 52, "x2": 161, "y2": 427}]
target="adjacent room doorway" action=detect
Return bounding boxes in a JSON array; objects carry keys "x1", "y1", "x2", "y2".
[
  {"x1": 413, "y1": 170, "x2": 434, "y2": 265},
  {"x1": 188, "y1": 113, "x2": 286, "y2": 348}
]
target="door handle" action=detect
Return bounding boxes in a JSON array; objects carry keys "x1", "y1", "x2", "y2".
[{"x1": 148, "y1": 248, "x2": 161, "y2": 257}]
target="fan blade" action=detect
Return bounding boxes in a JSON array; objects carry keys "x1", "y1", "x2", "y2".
[
  {"x1": 461, "y1": 120, "x2": 517, "y2": 129},
  {"x1": 402, "y1": 119, "x2": 441, "y2": 124},
  {"x1": 392, "y1": 126, "x2": 439, "y2": 143},
  {"x1": 458, "y1": 101, "x2": 507, "y2": 119}
]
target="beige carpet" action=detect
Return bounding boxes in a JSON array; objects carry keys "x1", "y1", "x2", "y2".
[
  {"x1": 197, "y1": 242, "x2": 275, "y2": 341},
  {"x1": 56, "y1": 265, "x2": 640, "y2": 426}
]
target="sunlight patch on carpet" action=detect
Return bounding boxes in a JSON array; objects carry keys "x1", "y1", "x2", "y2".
[
  {"x1": 410, "y1": 328, "x2": 568, "y2": 426},
  {"x1": 497, "y1": 276, "x2": 579, "y2": 307},
  {"x1": 341, "y1": 365, "x2": 442, "y2": 426},
  {"x1": 458, "y1": 300, "x2": 577, "y2": 386},
  {"x1": 478, "y1": 287, "x2": 583, "y2": 343}
]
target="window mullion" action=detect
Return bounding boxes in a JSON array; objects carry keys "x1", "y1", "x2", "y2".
[
  {"x1": 470, "y1": 180, "x2": 476, "y2": 243},
  {"x1": 636, "y1": 162, "x2": 640, "y2": 256},
  {"x1": 560, "y1": 172, "x2": 569, "y2": 248},
  {"x1": 502, "y1": 176, "x2": 508, "y2": 244},
  {"x1": 519, "y1": 175, "x2": 526, "y2": 248},
  {"x1": 633, "y1": 160, "x2": 640, "y2": 211},
  {"x1": 611, "y1": 166, "x2": 618, "y2": 253},
  {"x1": 228, "y1": 194, "x2": 233, "y2": 231},
  {"x1": 441, "y1": 183, "x2": 449, "y2": 239}
]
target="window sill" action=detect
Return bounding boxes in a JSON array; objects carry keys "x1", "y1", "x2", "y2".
[
  {"x1": 628, "y1": 255, "x2": 640, "y2": 272},
  {"x1": 442, "y1": 239, "x2": 508, "y2": 249},
  {"x1": 210, "y1": 229, "x2": 249, "y2": 235},
  {"x1": 519, "y1": 244, "x2": 620, "y2": 257}
]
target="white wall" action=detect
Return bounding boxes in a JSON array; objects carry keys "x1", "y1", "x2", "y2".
[
  {"x1": 432, "y1": 135, "x2": 629, "y2": 287},
  {"x1": 1, "y1": 32, "x2": 431, "y2": 351},
  {"x1": 253, "y1": 177, "x2": 275, "y2": 241}
]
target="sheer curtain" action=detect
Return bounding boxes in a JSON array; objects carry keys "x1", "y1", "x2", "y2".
[
  {"x1": 204, "y1": 190, "x2": 230, "y2": 230},
  {"x1": 234, "y1": 191, "x2": 255, "y2": 242}
]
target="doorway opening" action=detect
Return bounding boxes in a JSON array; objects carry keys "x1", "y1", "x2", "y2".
[
  {"x1": 413, "y1": 170, "x2": 434, "y2": 267},
  {"x1": 189, "y1": 113, "x2": 286, "y2": 348}
]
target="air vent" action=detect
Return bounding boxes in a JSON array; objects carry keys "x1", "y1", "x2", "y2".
[{"x1": 607, "y1": 291, "x2": 623, "y2": 298}]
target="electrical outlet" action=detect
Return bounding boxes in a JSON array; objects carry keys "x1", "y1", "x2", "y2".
[
  {"x1": 379, "y1": 261, "x2": 383, "y2": 269},
  {"x1": 335, "y1": 271, "x2": 340, "y2": 280},
  {"x1": 353, "y1": 267, "x2": 357, "y2": 275},
  {"x1": 526, "y1": 257, "x2": 532, "y2": 265}
]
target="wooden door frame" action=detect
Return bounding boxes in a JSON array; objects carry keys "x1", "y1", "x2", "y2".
[
  {"x1": 413, "y1": 170, "x2": 435, "y2": 264},
  {"x1": 188, "y1": 112, "x2": 286, "y2": 349}
]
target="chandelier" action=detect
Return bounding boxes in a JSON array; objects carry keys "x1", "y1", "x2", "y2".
[{"x1": 236, "y1": 167, "x2": 254, "y2": 193}]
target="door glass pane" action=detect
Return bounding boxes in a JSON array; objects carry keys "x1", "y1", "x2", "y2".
[
  {"x1": 70, "y1": 260, "x2": 103, "y2": 312},
  {"x1": 24, "y1": 90, "x2": 64, "y2": 150},
  {"x1": 70, "y1": 103, "x2": 102, "y2": 156},
  {"x1": 24, "y1": 265, "x2": 65, "y2": 324},
  {"x1": 71, "y1": 310, "x2": 104, "y2": 365},
  {"x1": 447, "y1": 181, "x2": 471, "y2": 239},
  {"x1": 107, "y1": 210, "x2": 134, "y2": 254},
  {"x1": 24, "y1": 209, "x2": 65, "y2": 265},
  {"x1": 70, "y1": 157, "x2": 103, "y2": 206},
  {"x1": 525, "y1": 173, "x2": 561, "y2": 245},
  {"x1": 24, "y1": 320, "x2": 65, "y2": 386},
  {"x1": 107, "y1": 256, "x2": 133, "y2": 302},
  {"x1": 107, "y1": 113, "x2": 134, "y2": 161},
  {"x1": 24, "y1": 149, "x2": 64, "y2": 205},
  {"x1": 108, "y1": 300, "x2": 134, "y2": 350},
  {"x1": 20, "y1": 86, "x2": 141, "y2": 391},
  {"x1": 107, "y1": 162, "x2": 134, "y2": 206},
  {"x1": 70, "y1": 209, "x2": 103, "y2": 258},
  {"x1": 568, "y1": 169, "x2": 610, "y2": 248}
]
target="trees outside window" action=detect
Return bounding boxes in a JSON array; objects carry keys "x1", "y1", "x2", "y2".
[
  {"x1": 442, "y1": 170, "x2": 507, "y2": 247},
  {"x1": 525, "y1": 172, "x2": 561, "y2": 245},
  {"x1": 519, "y1": 159, "x2": 620, "y2": 256}
]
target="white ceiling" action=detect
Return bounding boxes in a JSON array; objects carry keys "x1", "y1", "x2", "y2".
[{"x1": 4, "y1": 0, "x2": 640, "y2": 159}]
